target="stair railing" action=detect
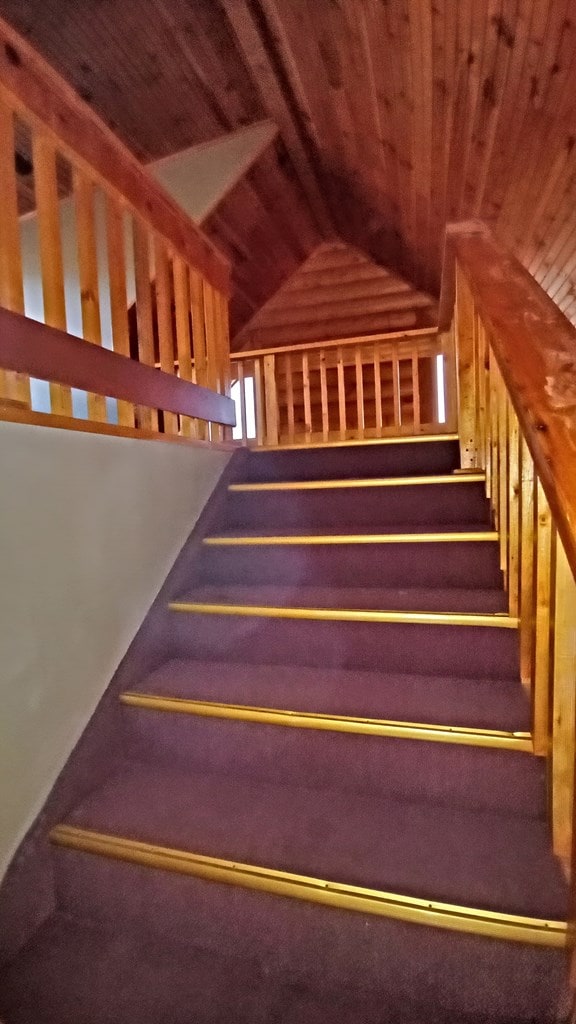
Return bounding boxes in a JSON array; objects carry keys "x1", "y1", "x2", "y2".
[
  {"x1": 0, "y1": 16, "x2": 234, "y2": 443},
  {"x1": 443, "y1": 221, "x2": 576, "y2": 873},
  {"x1": 230, "y1": 328, "x2": 457, "y2": 446}
]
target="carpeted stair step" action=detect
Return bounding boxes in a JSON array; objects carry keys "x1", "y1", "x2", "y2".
[
  {"x1": 195, "y1": 527, "x2": 503, "y2": 590},
  {"x1": 123, "y1": 659, "x2": 532, "y2": 732},
  {"x1": 237, "y1": 437, "x2": 460, "y2": 482},
  {"x1": 166, "y1": 586, "x2": 518, "y2": 678},
  {"x1": 47, "y1": 764, "x2": 568, "y2": 1022},
  {"x1": 120, "y1": 695, "x2": 537, "y2": 815},
  {"x1": 221, "y1": 474, "x2": 492, "y2": 531}
]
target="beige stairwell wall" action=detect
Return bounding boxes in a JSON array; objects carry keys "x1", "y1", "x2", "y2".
[{"x1": 0, "y1": 420, "x2": 231, "y2": 877}]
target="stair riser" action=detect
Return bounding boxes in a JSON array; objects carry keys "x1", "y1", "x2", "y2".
[
  {"x1": 196, "y1": 542, "x2": 504, "y2": 591},
  {"x1": 240, "y1": 440, "x2": 460, "y2": 482},
  {"x1": 219, "y1": 483, "x2": 492, "y2": 530},
  {"x1": 121, "y1": 709, "x2": 543, "y2": 816},
  {"x1": 52, "y1": 849, "x2": 565, "y2": 1023},
  {"x1": 168, "y1": 614, "x2": 520, "y2": 678}
]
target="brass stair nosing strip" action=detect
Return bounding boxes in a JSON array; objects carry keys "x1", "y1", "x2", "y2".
[
  {"x1": 229, "y1": 473, "x2": 486, "y2": 492},
  {"x1": 250, "y1": 433, "x2": 460, "y2": 452},
  {"x1": 203, "y1": 531, "x2": 499, "y2": 546},
  {"x1": 119, "y1": 692, "x2": 533, "y2": 751},
  {"x1": 169, "y1": 602, "x2": 519, "y2": 629},
  {"x1": 48, "y1": 824, "x2": 567, "y2": 948}
]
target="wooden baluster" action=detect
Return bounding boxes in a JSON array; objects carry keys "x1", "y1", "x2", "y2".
[
  {"x1": 533, "y1": 479, "x2": 554, "y2": 756},
  {"x1": 263, "y1": 353, "x2": 279, "y2": 446},
  {"x1": 476, "y1": 316, "x2": 488, "y2": 466},
  {"x1": 0, "y1": 97, "x2": 29, "y2": 406},
  {"x1": 498, "y1": 374, "x2": 509, "y2": 579},
  {"x1": 32, "y1": 131, "x2": 72, "y2": 416},
  {"x1": 519, "y1": 436, "x2": 536, "y2": 689},
  {"x1": 132, "y1": 218, "x2": 158, "y2": 431},
  {"x1": 392, "y1": 342, "x2": 402, "y2": 432},
  {"x1": 411, "y1": 350, "x2": 421, "y2": 433},
  {"x1": 439, "y1": 324, "x2": 457, "y2": 432},
  {"x1": 74, "y1": 170, "x2": 107, "y2": 423},
  {"x1": 484, "y1": 338, "x2": 492, "y2": 501},
  {"x1": 105, "y1": 194, "x2": 134, "y2": 428},
  {"x1": 336, "y1": 345, "x2": 347, "y2": 440},
  {"x1": 154, "y1": 238, "x2": 177, "y2": 435},
  {"x1": 189, "y1": 268, "x2": 208, "y2": 440},
  {"x1": 285, "y1": 353, "x2": 295, "y2": 444},
  {"x1": 551, "y1": 538, "x2": 576, "y2": 864},
  {"x1": 172, "y1": 255, "x2": 195, "y2": 438},
  {"x1": 455, "y1": 262, "x2": 476, "y2": 467},
  {"x1": 203, "y1": 279, "x2": 222, "y2": 441},
  {"x1": 235, "y1": 360, "x2": 248, "y2": 442},
  {"x1": 489, "y1": 351, "x2": 499, "y2": 527},
  {"x1": 507, "y1": 402, "x2": 521, "y2": 617},
  {"x1": 373, "y1": 343, "x2": 383, "y2": 435},
  {"x1": 355, "y1": 346, "x2": 365, "y2": 438},
  {"x1": 319, "y1": 349, "x2": 329, "y2": 442},
  {"x1": 216, "y1": 289, "x2": 232, "y2": 440},
  {"x1": 254, "y1": 357, "x2": 265, "y2": 446},
  {"x1": 302, "y1": 351, "x2": 312, "y2": 442}
]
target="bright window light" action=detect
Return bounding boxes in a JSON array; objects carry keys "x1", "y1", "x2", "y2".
[
  {"x1": 435, "y1": 354, "x2": 446, "y2": 424},
  {"x1": 231, "y1": 376, "x2": 256, "y2": 440}
]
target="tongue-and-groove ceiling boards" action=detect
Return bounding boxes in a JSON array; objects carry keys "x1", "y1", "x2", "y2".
[{"x1": 3, "y1": 0, "x2": 576, "y2": 342}]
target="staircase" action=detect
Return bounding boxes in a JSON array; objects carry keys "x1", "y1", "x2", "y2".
[{"x1": 0, "y1": 436, "x2": 569, "y2": 1023}]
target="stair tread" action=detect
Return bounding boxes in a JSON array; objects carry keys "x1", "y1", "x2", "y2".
[
  {"x1": 204, "y1": 522, "x2": 496, "y2": 539},
  {"x1": 174, "y1": 583, "x2": 509, "y2": 614},
  {"x1": 132, "y1": 659, "x2": 530, "y2": 732},
  {"x1": 61, "y1": 763, "x2": 568, "y2": 920}
]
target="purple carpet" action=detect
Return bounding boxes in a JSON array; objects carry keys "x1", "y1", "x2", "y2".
[{"x1": 0, "y1": 438, "x2": 570, "y2": 1023}]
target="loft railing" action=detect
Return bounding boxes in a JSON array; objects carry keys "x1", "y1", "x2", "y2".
[
  {"x1": 230, "y1": 329, "x2": 457, "y2": 447},
  {"x1": 0, "y1": 17, "x2": 234, "y2": 443},
  {"x1": 443, "y1": 222, "x2": 576, "y2": 876}
]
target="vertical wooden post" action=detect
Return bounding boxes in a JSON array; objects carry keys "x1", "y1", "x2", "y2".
[
  {"x1": 519, "y1": 436, "x2": 536, "y2": 689},
  {"x1": 154, "y1": 238, "x2": 177, "y2": 434},
  {"x1": 203, "y1": 279, "x2": 222, "y2": 441},
  {"x1": 337, "y1": 345, "x2": 347, "y2": 440},
  {"x1": 32, "y1": 131, "x2": 72, "y2": 416},
  {"x1": 489, "y1": 351, "x2": 499, "y2": 527},
  {"x1": 355, "y1": 346, "x2": 365, "y2": 437},
  {"x1": 263, "y1": 353, "x2": 279, "y2": 446},
  {"x1": 132, "y1": 218, "x2": 158, "y2": 431},
  {"x1": 439, "y1": 324, "x2": 458, "y2": 432},
  {"x1": 411, "y1": 351, "x2": 421, "y2": 432},
  {"x1": 285, "y1": 354, "x2": 295, "y2": 444},
  {"x1": 551, "y1": 538, "x2": 576, "y2": 865},
  {"x1": 498, "y1": 374, "x2": 509, "y2": 579},
  {"x1": 319, "y1": 349, "x2": 329, "y2": 441},
  {"x1": 0, "y1": 96, "x2": 29, "y2": 406},
  {"x1": 236, "y1": 360, "x2": 248, "y2": 442},
  {"x1": 302, "y1": 352, "x2": 312, "y2": 442},
  {"x1": 189, "y1": 268, "x2": 208, "y2": 440},
  {"x1": 253, "y1": 357, "x2": 265, "y2": 446},
  {"x1": 74, "y1": 170, "x2": 107, "y2": 422},
  {"x1": 392, "y1": 343, "x2": 402, "y2": 431},
  {"x1": 373, "y1": 344, "x2": 383, "y2": 435},
  {"x1": 172, "y1": 255, "x2": 195, "y2": 437},
  {"x1": 106, "y1": 194, "x2": 134, "y2": 427},
  {"x1": 507, "y1": 403, "x2": 521, "y2": 617},
  {"x1": 533, "y1": 479, "x2": 554, "y2": 756},
  {"x1": 455, "y1": 262, "x2": 476, "y2": 467}
]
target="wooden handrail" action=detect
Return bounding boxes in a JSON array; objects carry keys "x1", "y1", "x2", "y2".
[
  {"x1": 232, "y1": 327, "x2": 438, "y2": 361},
  {"x1": 0, "y1": 17, "x2": 230, "y2": 296},
  {"x1": 0, "y1": 308, "x2": 235, "y2": 426},
  {"x1": 453, "y1": 230, "x2": 576, "y2": 579}
]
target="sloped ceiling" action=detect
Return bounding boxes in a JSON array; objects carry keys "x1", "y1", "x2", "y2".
[
  {"x1": 236, "y1": 241, "x2": 438, "y2": 349},
  {"x1": 3, "y1": 0, "x2": 576, "y2": 334}
]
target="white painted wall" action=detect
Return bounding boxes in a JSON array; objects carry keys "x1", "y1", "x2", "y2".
[{"x1": 0, "y1": 420, "x2": 230, "y2": 877}]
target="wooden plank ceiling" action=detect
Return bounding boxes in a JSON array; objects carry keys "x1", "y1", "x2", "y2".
[
  {"x1": 2, "y1": 0, "x2": 576, "y2": 342},
  {"x1": 236, "y1": 241, "x2": 438, "y2": 348}
]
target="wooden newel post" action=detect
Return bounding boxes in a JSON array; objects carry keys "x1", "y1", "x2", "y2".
[{"x1": 454, "y1": 263, "x2": 477, "y2": 468}]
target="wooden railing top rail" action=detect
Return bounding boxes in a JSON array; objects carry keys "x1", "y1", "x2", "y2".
[
  {"x1": 0, "y1": 307, "x2": 235, "y2": 427},
  {"x1": 232, "y1": 327, "x2": 438, "y2": 361},
  {"x1": 0, "y1": 15, "x2": 230, "y2": 296},
  {"x1": 446, "y1": 224, "x2": 576, "y2": 578}
]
